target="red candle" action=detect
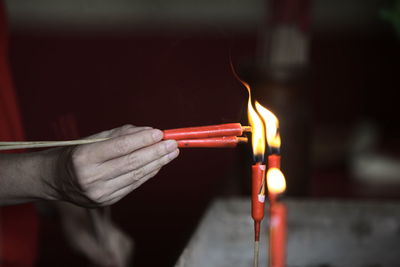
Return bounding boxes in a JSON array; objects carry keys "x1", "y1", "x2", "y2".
[
  {"x1": 251, "y1": 163, "x2": 266, "y2": 241},
  {"x1": 177, "y1": 136, "x2": 247, "y2": 148},
  {"x1": 267, "y1": 168, "x2": 287, "y2": 267},
  {"x1": 163, "y1": 123, "x2": 250, "y2": 140},
  {"x1": 268, "y1": 155, "x2": 281, "y2": 169}
]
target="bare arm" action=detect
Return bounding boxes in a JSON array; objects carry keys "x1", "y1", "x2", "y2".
[
  {"x1": 0, "y1": 148, "x2": 58, "y2": 205},
  {"x1": 0, "y1": 125, "x2": 179, "y2": 206}
]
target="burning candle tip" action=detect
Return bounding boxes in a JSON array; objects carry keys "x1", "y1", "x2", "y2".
[
  {"x1": 253, "y1": 155, "x2": 264, "y2": 164},
  {"x1": 242, "y1": 125, "x2": 252, "y2": 133},
  {"x1": 269, "y1": 146, "x2": 281, "y2": 155},
  {"x1": 238, "y1": 136, "x2": 248, "y2": 143}
]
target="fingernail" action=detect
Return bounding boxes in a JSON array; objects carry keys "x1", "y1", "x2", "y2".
[
  {"x1": 168, "y1": 149, "x2": 179, "y2": 160},
  {"x1": 152, "y1": 129, "x2": 163, "y2": 141},
  {"x1": 165, "y1": 140, "x2": 178, "y2": 152}
]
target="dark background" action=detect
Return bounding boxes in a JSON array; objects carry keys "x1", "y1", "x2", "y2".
[{"x1": 5, "y1": 0, "x2": 400, "y2": 266}]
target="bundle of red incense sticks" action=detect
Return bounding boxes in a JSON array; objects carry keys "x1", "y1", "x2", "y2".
[
  {"x1": 0, "y1": 123, "x2": 250, "y2": 151},
  {"x1": 163, "y1": 123, "x2": 250, "y2": 148}
]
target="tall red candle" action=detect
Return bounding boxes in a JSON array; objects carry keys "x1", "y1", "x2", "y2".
[
  {"x1": 268, "y1": 155, "x2": 281, "y2": 169},
  {"x1": 268, "y1": 194, "x2": 286, "y2": 267},
  {"x1": 267, "y1": 168, "x2": 287, "y2": 267},
  {"x1": 251, "y1": 162, "x2": 266, "y2": 267}
]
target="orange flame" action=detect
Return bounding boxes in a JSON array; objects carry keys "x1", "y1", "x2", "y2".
[
  {"x1": 231, "y1": 63, "x2": 265, "y2": 159},
  {"x1": 266, "y1": 167, "x2": 286, "y2": 194},
  {"x1": 255, "y1": 102, "x2": 281, "y2": 150}
]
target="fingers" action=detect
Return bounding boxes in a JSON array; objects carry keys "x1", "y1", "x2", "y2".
[
  {"x1": 83, "y1": 128, "x2": 164, "y2": 163},
  {"x1": 104, "y1": 170, "x2": 158, "y2": 205},
  {"x1": 99, "y1": 139, "x2": 178, "y2": 179},
  {"x1": 111, "y1": 148, "x2": 179, "y2": 192},
  {"x1": 104, "y1": 149, "x2": 179, "y2": 204},
  {"x1": 61, "y1": 124, "x2": 181, "y2": 207}
]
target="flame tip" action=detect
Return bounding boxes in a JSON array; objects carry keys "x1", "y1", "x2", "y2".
[{"x1": 255, "y1": 103, "x2": 281, "y2": 149}]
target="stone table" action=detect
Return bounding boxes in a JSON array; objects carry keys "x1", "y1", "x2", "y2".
[{"x1": 175, "y1": 198, "x2": 400, "y2": 267}]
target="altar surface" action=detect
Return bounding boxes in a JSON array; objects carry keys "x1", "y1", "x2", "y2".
[{"x1": 175, "y1": 198, "x2": 400, "y2": 267}]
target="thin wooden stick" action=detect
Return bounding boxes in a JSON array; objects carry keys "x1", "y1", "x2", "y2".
[
  {"x1": 0, "y1": 138, "x2": 110, "y2": 151},
  {"x1": 254, "y1": 240, "x2": 260, "y2": 267}
]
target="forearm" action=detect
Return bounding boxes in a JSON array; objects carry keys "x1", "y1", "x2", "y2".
[{"x1": 0, "y1": 149, "x2": 59, "y2": 205}]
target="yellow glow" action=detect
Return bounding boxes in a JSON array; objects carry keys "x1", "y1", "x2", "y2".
[
  {"x1": 230, "y1": 62, "x2": 265, "y2": 157},
  {"x1": 255, "y1": 102, "x2": 281, "y2": 149},
  {"x1": 241, "y1": 81, "x2": 265, "y2": 156},
  {"x1": 248, "y1": 100, "x2": 266, "y2": 156},
  {"x1": 267, "y1": 168, "x2": 286, "y2": 194}
]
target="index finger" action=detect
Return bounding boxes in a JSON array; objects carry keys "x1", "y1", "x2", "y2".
[{"x1": 83, "y1": 129, "x2": 164, "y2": 162}]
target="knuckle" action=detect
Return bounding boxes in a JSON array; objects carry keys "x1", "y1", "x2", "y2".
[
  {"x1": 120, "y1": 124, "x2": 135, "y2": 134},
  {"x1": 143, "y1": 131, "x2": 156, "y2": 144},
  {"x1": 109, "y1": 124, "x2": 133, "y2": 137},
  {"x1": 130, "y1": 168, "x2": 145, "y2": 181},
  {"x1": 127, "y1": 152, "x2": 143, "y2": 168},
  {"x1": 156, "y1": 143, "x2": 167, "y2": 157},
  {"x1": 97, "y1": 128, "x2": 117, "y2": 138},
  {"x1": 114, "y1": 136, "x2": 129, "y2": 155}
]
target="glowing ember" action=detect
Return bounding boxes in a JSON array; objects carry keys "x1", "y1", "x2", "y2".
[{"x1": 267, "y1": 167, "x2": 286, "y2": 194}]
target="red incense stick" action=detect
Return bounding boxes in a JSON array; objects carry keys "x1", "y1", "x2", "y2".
[
  {"x1": 163, "y1": 123, "x2": 251, "y2": 140},
  {"x1": 177, "y1": 136, "x2": 247, "y2": 148}
]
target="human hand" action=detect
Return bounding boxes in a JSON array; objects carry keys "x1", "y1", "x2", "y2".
[
  {"x1": 58, "y1": 203, "x2": 133, "y2": 267},
  {"x1": 49, "y1": 125, "x2": 179, "y2": 207}
]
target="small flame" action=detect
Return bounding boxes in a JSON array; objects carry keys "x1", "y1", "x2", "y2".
[
  {"x1": 247, "y1": 96, "x2": 266, "y2": 158},
  {"x1": 255, "y1": 102, "x2": 281, "y2": 149},
  {"x1": 266, "y1": 167, "x2": 286, "y2": 194},
  {"x1": 231, "y1": 63, "x2": 265, "y2": 159}
]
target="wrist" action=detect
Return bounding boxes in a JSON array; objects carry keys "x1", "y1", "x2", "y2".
[
  {"x1": 42, "y1": 146, "x2": 94, "y2": 207},
  {"x1": 36, "y1": 148, "x2": 65, "y2": 201},
  {"x1": 0, "y1": 147, "x2": 74, "y2": 205}
]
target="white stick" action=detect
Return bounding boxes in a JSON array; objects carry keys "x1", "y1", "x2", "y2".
[
  {"x1": 254, "y1": 240, "x2": 259, "y2": 267},
  {"x1": 0, "y1": 138, "x2": 110, "y2": 151}
]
